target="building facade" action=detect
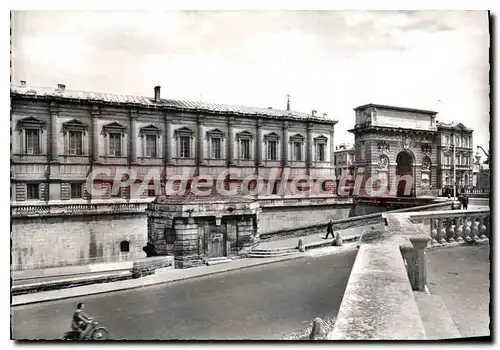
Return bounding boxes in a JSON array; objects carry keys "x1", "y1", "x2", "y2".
[
  {"x1": 11, "y1": 82, "x2": 340, "y2": 270},
  {"x1": 11, "y1": 83, "x2": 337, "y2": 204},
  {"x1": 436, "y1": 122, "x2": 474, "y2": 194},
  {"x1": 334, "y1": 143, "x2": 355, "y2": 178},
  {"x1": 350, "y1": 104, "x2": 439, "y2": 197}
]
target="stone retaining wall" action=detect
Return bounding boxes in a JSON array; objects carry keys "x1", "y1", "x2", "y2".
[{"x1": 132, "y1": 256, "x2": 174, "y2": 278}]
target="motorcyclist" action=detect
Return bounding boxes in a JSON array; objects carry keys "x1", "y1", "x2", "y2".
[{"x1": 71, "y1": 302, "x2": 93, "y2": 339}]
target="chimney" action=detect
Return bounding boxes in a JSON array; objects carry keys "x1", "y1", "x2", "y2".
[
  {"x1": 311, "y1": 110, "x2": 317, "y2": 117},
  {"x1": 286, "y1": 95, "x2": 290, "y2": 111},
  {"x1": 154, "y1": 85, "x2": 161, "y2": 103},
  {"x1": 267, "y1": 107, "x2": 273, "y2": 109},
  {"x1": 20, "y1": 80, "x2": 26, "y2": 86},
  {"x1": 57, "y1": 84, "x2": 66, "y2": 91}
]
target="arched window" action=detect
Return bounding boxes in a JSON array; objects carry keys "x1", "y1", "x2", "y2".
[{"x1": 120, "y1": 240, "x2": 130, "y2": 253}]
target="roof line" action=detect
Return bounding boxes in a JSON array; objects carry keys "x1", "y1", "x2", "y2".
[
  {"x1": 353, "y1": 103, "x2": 438, "y2": 115},
  {"x1": 10, "y1": 85, "x2": 337, "y2": 124}
]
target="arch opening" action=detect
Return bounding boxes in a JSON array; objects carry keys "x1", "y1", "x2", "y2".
[{"x1": 396, "y1": 151, "x2": 415, "y2": 197}]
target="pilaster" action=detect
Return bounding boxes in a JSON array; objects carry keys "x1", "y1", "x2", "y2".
[
  {"x1": 49, "y1": 102, "x2": 59, "y2": 162},
  {"x1": 129, "y1": 108, "x2": 138, "y2": 164},
  {"x1": 227, "y1": 116, "x2": 235, "y2": 166},
  {"x1": 91, "y1": 105, "x2": 100, "y2": 163},
  {"x1": 282, "y1": 121, "x2": 289, "y2": 167}
]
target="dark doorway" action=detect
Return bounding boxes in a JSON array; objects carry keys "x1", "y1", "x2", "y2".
[
  {"x1": 396, "y1": 151, "x2": 415, "y2": 197},
  {"x1": 206, "y1": 222, "x2": 227, "y2": 258}
]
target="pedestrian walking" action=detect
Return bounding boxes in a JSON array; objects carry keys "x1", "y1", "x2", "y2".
[
  {"x1": 324, "y1": 220, "x2": 334, "y2": 239},
  {"x1": 463, "y1": 195, "x2": 469, "y2": 210}
]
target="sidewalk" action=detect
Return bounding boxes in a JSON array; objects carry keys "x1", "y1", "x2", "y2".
[
  {"x1": 425, "y1": 243, "x2": 490, "y2": 338},
  {"x1": 12, "y1": 253, "x2": 307, "y2": 306},
  {"x1": 255, "y1": 224, "x2": 382, "y2": 250}
]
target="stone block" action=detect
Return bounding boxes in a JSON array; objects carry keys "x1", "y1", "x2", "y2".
[{"x1": 132, "y1": 256, "x2": 173, "y2": 278}]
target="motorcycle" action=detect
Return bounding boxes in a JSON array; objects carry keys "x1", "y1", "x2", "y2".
[{"x1": 62, "y1": 319, "x2": 110, "y2": 340}]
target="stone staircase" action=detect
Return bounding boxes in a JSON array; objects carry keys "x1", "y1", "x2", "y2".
[
  {"x1": 246, "y1": 246, "x2": 298, "y2": 258},
  {"x1": 414, "y1": 291, "x2": 461, "y2": 339}
]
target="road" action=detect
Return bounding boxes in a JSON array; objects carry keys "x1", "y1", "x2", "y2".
[
  {"x1": 12, "y1": 249, "x2": 357, "y2": 340},
  {"x1": 426, "y1": 244, "x2": 490, "y2": 337}
]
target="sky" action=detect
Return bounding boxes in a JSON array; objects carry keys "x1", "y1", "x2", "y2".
[{"x1": 10, "y1": 10, "x2": 490, "y2": 157}]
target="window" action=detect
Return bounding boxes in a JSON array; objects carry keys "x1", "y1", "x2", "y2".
[
  {"x1": 103, "y1": 122, "x2": 126, "y2": 157},
  {"x1": 120, "y1": 241, "x2": 130, "y2": 253},
  {"x1": 264, "y1": 132, "x2": 279, "y2": 161},
  {"x1": 69, "y1": 131, "x2": 83, "y2": 155},
  {"x1": 25, "y1": 129, "x2": 40, "y2": 155},
  {"x1": 314, "y1": 135, "x2": 328, "y2": 162},
  {"x1": 456, "y1": 155, "x2": 460, "y2": 165},
  {"x1": 289, "y1": 134, "x2": 305, "y2": 162},
  {"x1": 236, "y1": 131, "x2": 253, "y2": 161},
  {"x1": 109, "y1": 133, "x2": 122, "y2": 157},
  {"x1": 445, "y1": 155, "x2": 450, "y2": 165},
  {"x1": 316, "y1": 143, "x2": 325, "y2": 161},
  {"x1": 175, "y1": 127, "x2": 194, "y2": 159},
  {"x1": 211, "y1": 138, "x2": 222, "y2": 159},
  {"x1": 180, "y1": 136, "x2": 191, "y2": 158},
  {"x1": 26, "y1": 184, "x2": 39, "y2": 200},
  {"x1": 140, "y1": 124, "x2": 161, "y2": 158},
  {"x1": 146, "y1": 135, "x2": 157, "y2": 158},
  {"x1": 240, "y1": 139, "x2": 251, "y2": 160},
  {"x1": 267, "y1": 140, "x2": 278, "y2": 160},
  {"x1": 71, "y1": 183, "x2": 82, "y2": 199},
  {"x1": 18, "y1": 116, "x2": 45, "y2": 155},
  {"x1": 294, "y1": 142, "x2": 302, "y2": 161},
  {"x1": 63, "y1": 119, "x2": 88, "y2": 156},
  {"x1": 148, "y1": 188, "x2": 157, "y2": 197},
  {"x1": 207, "y1": 129, "x2": 225, "y2": 160}
]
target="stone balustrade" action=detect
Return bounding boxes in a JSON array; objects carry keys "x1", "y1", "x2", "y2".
[
  {"x1": 408, "y1": 209, "x2": 490, "y2": 245},
  {"x1": 11, "y1": 202, "x2": 149, "y2": 217},
  {"x1": 327, "y1": 209, "x2": 489, "y2": 340}
]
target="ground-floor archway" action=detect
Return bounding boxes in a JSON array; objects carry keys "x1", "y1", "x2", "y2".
[{"x1": 396, "y1": 150, "x2": 415, "y2": 197}]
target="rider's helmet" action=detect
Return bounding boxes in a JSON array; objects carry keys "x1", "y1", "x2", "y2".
[{"x1": 77, "y1": 303, "x2": 84, "y2": 310}]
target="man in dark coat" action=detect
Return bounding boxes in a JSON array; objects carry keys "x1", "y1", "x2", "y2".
[{"x1": 324, "y1": 220, "x2": 334, "y2": 239}]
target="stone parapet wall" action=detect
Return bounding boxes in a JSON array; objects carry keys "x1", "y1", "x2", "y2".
[{"x1": 132, "y1": 256, "x2": 173, "y2": 278}]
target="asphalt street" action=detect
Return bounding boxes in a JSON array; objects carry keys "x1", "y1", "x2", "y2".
[{"x1": 12, "y1": 249, "x2": 357, "y2": 340}]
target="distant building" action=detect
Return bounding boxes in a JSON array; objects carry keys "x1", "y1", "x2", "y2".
[
  {"x1": 473, "y1": 150, "x2": 490, "y2": 192},
  {"x1": 436, "y1": 122, "x2": 474, "y2": 195},
  {"x1": 334, "y1": 143, "x2": 355, "y2": 178}
]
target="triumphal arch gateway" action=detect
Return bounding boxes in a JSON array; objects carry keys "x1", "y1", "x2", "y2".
[{"x1": 349, "y1": 104, "x2": 438, "y2": 198}]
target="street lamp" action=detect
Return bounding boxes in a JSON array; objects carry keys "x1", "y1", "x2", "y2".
[{"x1": 453, "y1": 140, "x2": 456, "y2": 199}]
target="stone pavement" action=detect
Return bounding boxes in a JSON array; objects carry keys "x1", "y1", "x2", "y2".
[{"x1": 425, "y1": 243, "x2": 490, "y2": 338}]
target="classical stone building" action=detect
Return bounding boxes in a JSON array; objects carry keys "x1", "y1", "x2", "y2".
[
  {"x1": 436, "y1": 121, "x2": 474, "y2": 194},
  {"x1": 11, "y1": 82, "x2": 341, "y2": 269},
  {"x1": 349, "y1": 104, "x2": 439, "y2": 197}
]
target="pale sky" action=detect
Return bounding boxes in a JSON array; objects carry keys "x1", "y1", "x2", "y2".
[{"x1": 10, "y1": 10, "x2": 490, "y2": 157}]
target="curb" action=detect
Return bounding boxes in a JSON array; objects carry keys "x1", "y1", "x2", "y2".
[{"x1": 11, "y1": 253, "x2": 307, "y2": 306}]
